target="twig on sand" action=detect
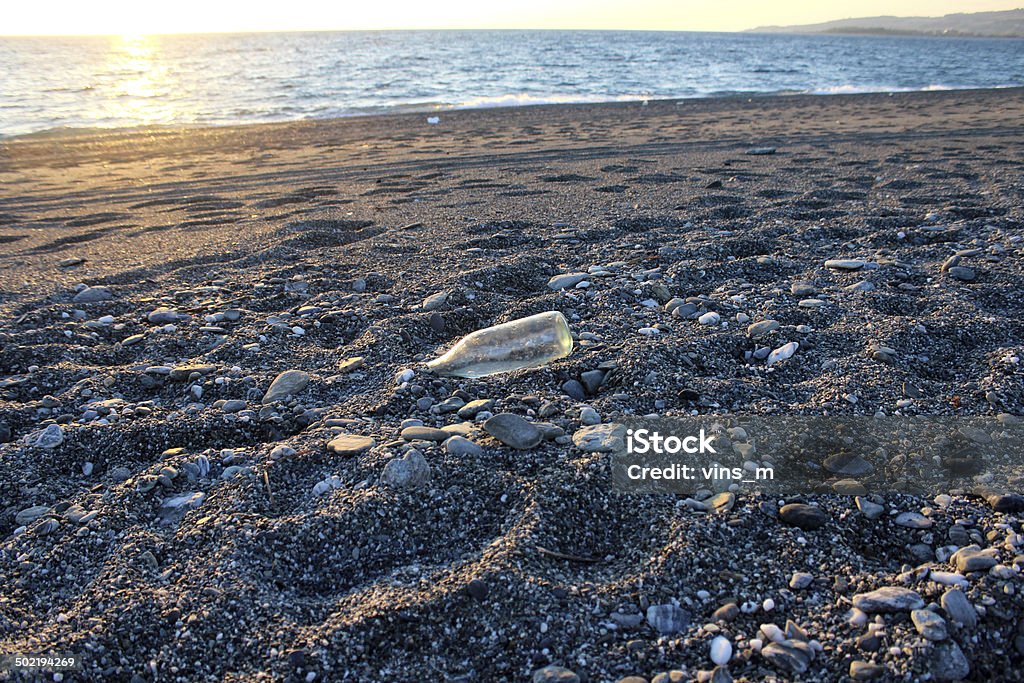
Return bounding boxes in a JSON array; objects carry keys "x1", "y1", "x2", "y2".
[
  {"x1": 535, "y1": 545, "x2": 599, "y2": 564},
  {"x1": 263, "y1": 469, "x2": 275, "y2": 508}
]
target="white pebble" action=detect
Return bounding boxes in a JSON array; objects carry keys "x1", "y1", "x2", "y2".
[
  {"x1": 762, "y1": 598, "x2": 775, "y2": 612},
  {"x1": 710, "y1": 635, "x2": 732, "y2": 665}
]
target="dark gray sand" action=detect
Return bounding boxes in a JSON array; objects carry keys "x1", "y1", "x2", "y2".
[{"x1": 1, "y1": 89, "x2": 1023, "y2": 682}]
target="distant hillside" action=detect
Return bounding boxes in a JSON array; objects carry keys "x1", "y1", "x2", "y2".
[{"x1": 749, "y1": 8, "x2": 1024, "y2": 38}]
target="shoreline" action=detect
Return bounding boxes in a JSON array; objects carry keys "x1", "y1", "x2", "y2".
[{"x1": 4, "y1": 85, "x2": 1023, "y2": 151}]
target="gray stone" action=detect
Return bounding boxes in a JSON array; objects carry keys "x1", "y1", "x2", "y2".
[
  {"x1": 895, "y1": 511, "x2": 934, "y2": 529},
  {"x1": 852, "y1": 587, "x2": 924, "y2": 613},
  {"x1": 532, "y1": 666, "x2": 579, "y2": 683},
  {"x1": 912, "y1": 609, "x2": 948, "y2": 641},
  {"x1": 929, "y1": 641, "x2": 970, "y2": 682},
  {"x1": 580, "y1": 369, "x2": 606, "y2": 394},
  {"x1": 73, "y1": 286, "x2": 113, "y2": 303},
  {"x1": 790, "y1": 282, "x2": 817, "y2": 296},
  {"x1": 262, "y1": 370, "x2": 310, "y2": 404},
  {"x1": 789, "y1": 572, "x2": 814, "y2": 590},
  {"x1": 747, "y1": 320, "x2": 780, "y2": 338},
  {"x1": 147, "y1": 307, "x2": 180, "y2": 324},
  {"x1": 761, "y1": 641, "x2": 810, "y2": 674},
  {"x1": 547, "y1": 273, "x2": 588, "y2": 290},
  {"x1": 445, "y1": 436, "x2": 482, "y2": 456},
  {"x1": 941, "y1": 589, "x2": 977, "y2": 629},
  {"x1": 483, "y1": 413, "x2": 542, "y2": 449},
  {"x1": 400, "y1": 426, "x2": 450, "y2": 442},
  {"x1": 16, "y1": 505, "x2": 52, "y2": 527},
  {"x1": 221, "y1": 399, "x2": 246, "y2": 413},
  {"x1": 953, "y1": 545, "x2": 998, "y2": 573},
  {"x1": 850, "y1": 661, "x2": 886, "y2": 680},
  {"x1": 457, "y1": 399, "x2": 494, "y2": 419},
  {"x1": 856, "y1": 496, "x2": 885, "y2": 520},
  {"x1": 646, "y1": 603, "x2": 690, "y2": 635},
  {"x1": 380, "y1": 449, "x2": 431, "y2": 489},
  {"x1": 25, "y1": 424, "x2": 64, "y2": 449},
  {"x1": 326, "y1": 434, "x2": 375, "y2": 456},
  {"x1": 985, "y1": 492, "x2": 1024, "y2": 513},
  {"x1": 579, "y1": 407, "x2": 601, "y2": 425},
  {"x1": 422, "y1": 291, "x2": 449, "y2": 311},
  {"x1": 779, "y1": 503, "x2": 828, "y2": 530},
  {"x1": 573, "y1": 423, "x2": 626, "y2": 453},
  {"x1": 947, "y1": 266, "x2": 976, "y2": 282},
  {"x1": 562, "y1": 379, "x2": 586, "y2": 400},
  {"x1": 824, "y1": 259, "x2": 867, "y2": 271}
]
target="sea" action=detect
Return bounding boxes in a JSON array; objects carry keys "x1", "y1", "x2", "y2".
[{"x1": 1, "y1": 30, "x2": 1022, "y2": 137}]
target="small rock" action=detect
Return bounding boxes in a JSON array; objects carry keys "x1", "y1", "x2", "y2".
[
  {"x1": 713, "y1": 603, "x2": 739, "y2": 622},
  {"x1": 326, "y1": 434, "x2": 375, "y2": 456},
  {"x1": 445, "y1": 436, "x2": 482, "y2": 456},
  {"x1": 856, "y1": 496, "x2": 885, "y2": 520},
  {"x1": 850, "y1": 661, "x2": 886, "y2": 680},
  {"x1": 761, "y1": 641, "x2": 810, "y2": 674},
  {"x1": 579, "y1": 407, "x2": 601, "y2": 425},
  {"x1": 262, "y1": 370, "x2": 310, "y2": 404},
  {"x1": 710, "y1": 635, "x2": 732, "y2": 665},
  {"x1": 646, "y1": 603, "x2": 690, "y2": 635},
  {"x1": 562, "y1": 379, "x2": 587, "y2": 400},
  {"x1": 912, "y1": 609, "x2": 948, "y2": 641},
  {"x1": 698, "y1": 311, "x2": 721, "y2": 325},
  {"x1": 824, "y1": 453, "x2": 873, "y2": 477},
  {"x1": 533, "y1": 666, "x2": 580, "y2": 683},
  {"x1": 25, "y1": 424, "x2": 64, "y2": 449},
  {"x1": 73, "y1": 286, "x2": 113, "y2": 303},
  {"x1": 824, "y1": 259, "x2": 867, "y2": 271},
  {"x1": 941, "y1": 589, "x2": 977, "y2": 628},
  {"x1": 380, "y1": 449, "x2": 431, "y2": 489},
  {"x1": 147, "y1": 307, "x2": 180, "y2": 324},
  {"x1": 400, "y1": 426, "x2": 449, "y2": 442},
  {"x1": 548, "y1": 273, "x2": 589, "y2": 291},
  {"x1": 766, "y1": 341, "x2": 799, "y2": 366},
  {"x1": 952, "y1": 545, "x2": 998, "y2": 573},
  {"x1": 221, "y1": 399, "x2": 246, "y2": 413},
  {"x1": 422, "y1": 291, "x2": 449, "y2": 311},
  {"x1": 895, "y1": 511, "x2": 933, "y2": 529},
  {"x1": 779, "y1": 503, "x2": 828, "y2": 530},
  {"x1": 852, "y1": 587, "x2": 924, "y2": 613},
  {"x1": 457, "y1": 399, "x2": 495, "y2": 419},
  {"x1": 790, "y1": 572, "x2": 814, "y2": 590},
  {"x1": 483, "y1": 413, "x2": 541, "y2": 449},
  {"x1": 747, "y1": 320, "x2": 780, "y2": 338},
  {"x1": 337, "y1": 357, "x2": 365, "y2": 373},
  {"x1": 580, "y1": 369, "x2": 606, "y2": 395},
  {"x1": 572, "y1": 423, "x2": 626, "y2": 452},
  {"x1": 947, "y1": 266, "x2": 976, "y2": 282},
  {"x1": 466, "y1": 578, "x2": 488, "y2": 601}
]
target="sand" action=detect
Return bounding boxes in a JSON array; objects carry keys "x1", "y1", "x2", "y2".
[{"x1": 1, "y1": 88, "x2": 1023, "y2": 681}]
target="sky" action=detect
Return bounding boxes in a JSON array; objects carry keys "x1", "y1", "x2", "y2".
[{"x1": 2, "y1": 0, "x2": 1020, "y2": 36}]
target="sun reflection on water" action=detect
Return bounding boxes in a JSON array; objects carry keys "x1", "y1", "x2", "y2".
[{"x1": 92, "y1": 34, "x2": 178, "y2": 128}]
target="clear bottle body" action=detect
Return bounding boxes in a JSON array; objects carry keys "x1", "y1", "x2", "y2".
[{"x1": 426, "y1": 311, "x2": 573, "y2": 378}]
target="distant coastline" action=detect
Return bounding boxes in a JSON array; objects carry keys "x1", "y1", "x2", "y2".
[{"x1": 749, "y1": 8, "x2": 1024, "y2": 39}]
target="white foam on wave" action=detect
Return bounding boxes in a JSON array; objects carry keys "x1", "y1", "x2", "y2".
[{"x1": 805, "y1": 83, "x2": 963, "y2": 95}]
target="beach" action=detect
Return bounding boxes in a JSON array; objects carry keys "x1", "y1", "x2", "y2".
[{"x1": 1, "y1": 88, "x2": 1023, "y2": 681}]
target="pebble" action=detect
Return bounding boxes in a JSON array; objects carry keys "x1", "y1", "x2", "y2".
[
  {"x1": 747, "y1": 320, "x2": 779, "y2": 338},
  {"x1": 698, "y1": 311, "x2": 721, "y2": 325},
  {"x1": 713, "y1": 603, "x2": 739, "y2": 622},
  {"x1": 856, "y1": 496, "x2": 885, "y2": 520},
  {"x1": 73, "y1": 286, "x2": 113, "y2": 303},
  {"x1": 646, "y1": 603, "x2": 690, "y2": 634},
  {"x1": 547, "y1": 273, "x2": 589, "y2": 290},
  {"x1": 947, "y1": 266, "x2": 976, "y2": 282},
  {"x1": 483, "y1": 413, "x2": 542, "y2": 449},
  {"x1": 572, "y1": 423, "x2": 626, "y2": 452},
  {"x1": 912, "y1": 608, "x2": 948, "y2": 641},
  {"x1": 337, "y1": 357, "x2": 365, "y2": 373},
  {"x1": 580, "y1": 369, "x2": 605, "y2": 394},
  {"x1": 457, "y1": 399, "x2": 495, "y2": 419},
  {"x1": 444, "y1": 436, "x2": 482, "y2": 456},
  {"x1": 25, "y1": 424, "x2": 64, "y2": 449},
  {"x1": 147, "y1": 307, "x2": 181, "y2": 323},
  {"x1": 761, "y1": 641, "x2": 810, "y2": 674},
  {"x1": 16, "y1": 505, "x2": 51, "y2": 527},
  {"x1": 791, "y1": 281, "x2": 817, "y2": 296},
  {"x1": 952, "y1": 545, "x2": 998, "y2": 572},
  {"x1": 326, "y1": 434, "x2": 375, "y2": 456},
  {"x1": 710, "y1": 635, "x2": 732, "y2": 665},
  {"x1": 850, "y1": 661, "x2": 886, "y2": 680},
  {"x1": 579, "y1": 407, "x2": 601, "y2": 425},
  {"x1": 766, "y1": 341, "x2": 798, "y2": 366},
  {"x1": 400, "y1": 426, "x2": 449, "y2": 442},
  {"x1": 824, "y1": 259, "x2": 867, "y2": 271},
  {"x1": 789, "y1": 572, "x2": 814, "y2": 589},
  {"x1": 940, "y1": 589, "x2": 977, "y2": 628},
  {"x1": 532, "y1": 666, "x2": 580, "y2": 683},
  {"x1": 852, "y1": 587, "x2": 924, "y2": 613},
  {"x1": 221, "y1": 399, "x2": 246, "y2": 413},
  {"x1": 422, "y1": 291, "x2": 449, "y2": 311},
  {"x1": 262, "y1": 370, "x2": 310, "y2": 404},
  {"x1": 380, "y1": 449, "x2": 431, "y2": 489},
  {"x1": 779, "y1": 503, "x2": 828, "y2": 530},
  {"x1": 895, "y1": 511, "x2": 933, "y2": 529}
]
